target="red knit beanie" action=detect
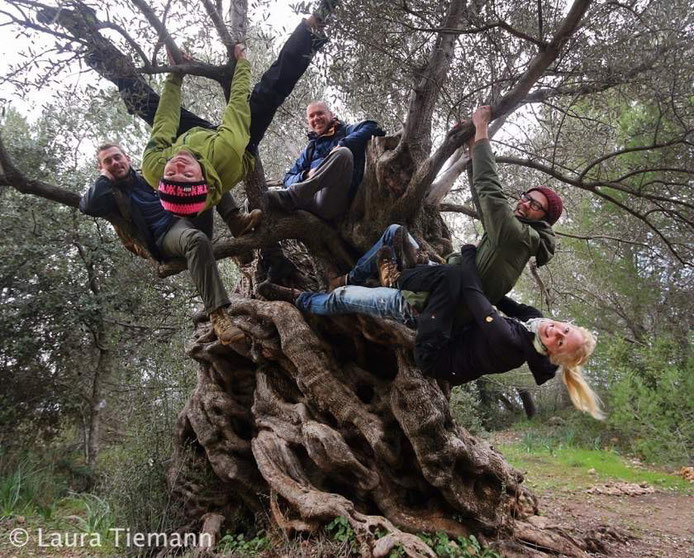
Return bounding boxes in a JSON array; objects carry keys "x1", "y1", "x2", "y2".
[
  {"x1": 158, "y1": 178, "x2": 209, "y2": 217},
  {"x1": 527, "y1": 186, "x2": 563, "y2": 225}
]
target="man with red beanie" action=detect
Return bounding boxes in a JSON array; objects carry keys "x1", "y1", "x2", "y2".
[
  {"x1": 439, "y1": 105, "x2": 562, "y2": 304},
  {"x1": 392, "y1": 105, "x2": 563, "y2": 371}
]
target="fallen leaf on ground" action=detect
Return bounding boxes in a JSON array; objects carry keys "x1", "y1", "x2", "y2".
[{"x1": 678, "y1": 467, "x2": 694, "y2": 482}]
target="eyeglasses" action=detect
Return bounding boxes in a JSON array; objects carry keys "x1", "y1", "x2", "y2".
[{"x1": 520, "y1": 192, "x2": 547, "y2": 213}]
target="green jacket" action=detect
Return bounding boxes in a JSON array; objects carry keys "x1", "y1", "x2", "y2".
[
  {"x1": 404, "y1": 139, "x2": 556, "y2": 323},
  {"x1": 142, "y1": 60, "x2": 254, "y2": 213}
]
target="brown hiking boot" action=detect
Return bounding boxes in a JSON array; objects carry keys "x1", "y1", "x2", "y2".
[
  {"x1": 209, "y1": 307, "x2": 246, "y2": 345},
  {"x1": 377, "y1": 246, "x2": 400, "y2": 288},
  {"x1": 226, "y1": 209, "x2": 262, "y2": 237},
  {"x1": 328, "y1": 274, "x2": 347, "y2": 291}
]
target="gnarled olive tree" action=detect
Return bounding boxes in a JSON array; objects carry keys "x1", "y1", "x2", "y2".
[{"x1": 2, "y1": 0, "x2": 692, "y2": 555}]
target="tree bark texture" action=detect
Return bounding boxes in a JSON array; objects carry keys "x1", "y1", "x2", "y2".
[{"x1": 165, "y1": 298, "x2": 591, "y2": 556}]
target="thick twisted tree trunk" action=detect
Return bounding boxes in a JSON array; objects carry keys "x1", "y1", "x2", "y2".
[{"x1": 165, "y1": 294, "x2": 592, "y2": 556}]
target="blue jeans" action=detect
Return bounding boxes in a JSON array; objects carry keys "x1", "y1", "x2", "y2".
[
  {"x1": 295, "y1": 286, "x2": 416, "y2": 327},
  {"x1": 347, "y1": 224, "x2": 419, "y2": 285}
]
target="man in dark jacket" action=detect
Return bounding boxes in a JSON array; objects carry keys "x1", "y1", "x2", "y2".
[
  {"x1": 80, "y1": 143, "x2": 257, "y2": 346},
  {"x1": 267, "y1": 101, "x2": 384, "y2": 220}
]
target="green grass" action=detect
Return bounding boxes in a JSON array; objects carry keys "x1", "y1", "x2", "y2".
[{"x1": 498, "y1": 442, "x2": 692, "y2": 493}]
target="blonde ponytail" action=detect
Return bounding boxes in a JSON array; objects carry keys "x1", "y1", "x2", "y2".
[
  {"x1": 549, "y1": 326, "x2": 605, "y2": 420},
  {"x1": 560, "y1": 365, "x2": 605, "y2": 420}
]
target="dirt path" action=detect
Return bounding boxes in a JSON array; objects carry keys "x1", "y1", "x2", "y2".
[
  {"x1": 540, "y1": 489, "x2": 693, "y2": 557},
  {"x1": 540, "y1": 492, "x2": 694, "y2": 558}
]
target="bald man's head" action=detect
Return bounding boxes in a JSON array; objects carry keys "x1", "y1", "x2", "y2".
[{"x1": 306, "y1": 101, "x2": 333, "y2": 136}]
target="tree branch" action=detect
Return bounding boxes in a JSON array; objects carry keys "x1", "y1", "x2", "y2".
[
  {"x1": 524, "y1": 39, "x2": 685, "y2": 105},
  {"x1": 497, "y1": 155, "x2": 694, "y2": 212},
  {"x1": 228, "y1": 0, "x2": 248, "y2": 42},
  {"x1": 556, "y1": 231, "x2": 650, "y2": 248},
  {"x1": 496, "y1": 155, "x2": 693, "y2": 265},
  {"x1": 200, "y1": 0, "x2": 235, "y2": 58},
  {"x1": 97, "y1": 21, "x2": 151, "y2": 68},
  {"x1": 128, "y1": 0, "x2": 182, "y2": 63},
  {"x1": 397, "y1": 0, "x2": 592, "y2": 220},
  {"x1": 400, "y1": 0, "x2": 466, "y2": 161},
  {"x1": 0, "y1": 134, "x2": 80, "y2": 208},
  {"x1": 426, "y1": 115, "x2": 507, "y2": 204},
  {"x1": 439, "y1": 203, "x2": 478, "y2": 218}
]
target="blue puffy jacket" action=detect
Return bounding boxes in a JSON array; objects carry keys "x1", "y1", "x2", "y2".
[{"x1": 283, "y1": 118, "x2": 384, "y2": 199}]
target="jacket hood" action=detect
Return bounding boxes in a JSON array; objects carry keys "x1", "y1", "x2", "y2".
[{"x1": 518, "y1": 216, "x2": 556, "y2": 267}]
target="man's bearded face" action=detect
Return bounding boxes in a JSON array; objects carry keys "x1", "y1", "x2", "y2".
[{"x1": 98, "y1": 146, "x2": 131, "y2": 180}]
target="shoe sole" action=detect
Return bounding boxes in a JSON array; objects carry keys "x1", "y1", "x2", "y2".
[{"x1": 392, "y1": 226, "x2": 417, "y2": 270}]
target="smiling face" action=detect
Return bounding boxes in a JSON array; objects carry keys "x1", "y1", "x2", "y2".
[
  {"x1": 163, "y1": 150, "x2": 204, "y2": 182},
  {"x1": 306, "y1": 101, "x2": 333, "y2": 136},
  {"x1": 514, "y1": 190, "x2": 548, "y2": 221},
  {"x1": 97, "y1": 146, "x2": 131, "y2": 180},
  {"x1": 540, "y1": 320, "x2": 584, "y2": 357}
]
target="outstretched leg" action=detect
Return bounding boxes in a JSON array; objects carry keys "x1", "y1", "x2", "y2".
[
  {"x1": 247, "y1": 17, "x2": 329, "y2": 153},
  {"x1": 296, "y1": 286, "x2": 416, "y2": 326}
]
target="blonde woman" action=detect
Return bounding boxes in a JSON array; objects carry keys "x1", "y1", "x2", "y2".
[{"x1": 405, "y1": 245, "x2": 603, "y2": 419}]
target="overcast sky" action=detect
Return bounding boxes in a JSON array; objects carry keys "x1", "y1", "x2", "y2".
[{"x1": 0, "y1": 0, "x2": 305, "y2": 119}]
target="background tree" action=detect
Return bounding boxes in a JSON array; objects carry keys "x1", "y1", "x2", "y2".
[{"x1": 1, "y1": 0, "x2": 692, "y2": 556}]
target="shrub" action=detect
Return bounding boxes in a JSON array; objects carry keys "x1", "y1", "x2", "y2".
[
  {"x1": 608, "y1": 337, "x2": 693, "y2": 464},
  {"x1": 97, "y1": 418, "x2": 186, "y2": 537},
  {"x1": 449, "y1": 384, "x2": 486, "y2": 435},
  {"x1": 0, "y1": 449, "x2": 75, "y2": 519}
]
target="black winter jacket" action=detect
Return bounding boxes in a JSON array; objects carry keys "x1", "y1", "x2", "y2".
[
  {"x1": 434, "y1": 297, "x2": 558, "y2": 386},
  {"x1": 80, "y1": 169, "x2": 215, "y2": 261},
  {"x1": 430, "y1": 247, "x2": 558, "y2": 386}
]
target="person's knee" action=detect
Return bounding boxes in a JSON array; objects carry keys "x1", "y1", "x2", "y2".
[
  {"x1": 332, "y1": 146, "x2": 354, "y2": 168},
  {"x1": 183, "y1": 229, "x2": 211, "y2": 255}
]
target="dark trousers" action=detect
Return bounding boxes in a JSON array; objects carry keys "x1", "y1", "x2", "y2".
[
  {"x1": 158, "y1": 219, "x2": 230, "y2": 313},
  {"x1": 398, "y1": 265, "x2": 466, "y2": 373},
  {"x1": 398, "y1": 248, "x2": 493, "y2": 375}
]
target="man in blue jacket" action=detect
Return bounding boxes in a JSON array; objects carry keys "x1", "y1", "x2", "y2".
[{"x1": 267, "y1": 101, "x2": 384, "y2": 220}]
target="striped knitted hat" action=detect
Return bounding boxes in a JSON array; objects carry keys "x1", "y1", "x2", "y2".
[{"x1": 158, "y1": 178, "x2": 209, "y2": 217}]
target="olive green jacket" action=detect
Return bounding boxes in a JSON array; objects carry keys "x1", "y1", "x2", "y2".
[
  {"x1": 403, "y1": 139, "x2": 556, "y2": 323},
  {"x1": 142, "y1": 59, "x2": 254, "y2": 213}
]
